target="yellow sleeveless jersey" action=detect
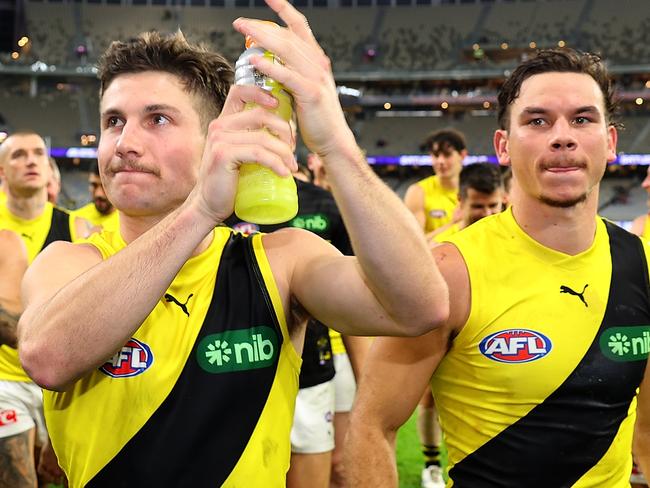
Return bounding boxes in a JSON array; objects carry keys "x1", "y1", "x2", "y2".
[
  {"x1": 71, "y1": 203, "x2": 119, "y2": 233},
  {"x1": 432, "y1": 207, "x2": 650, "y2": 487},
  {"x1": 416, "y1": 175, "x2": 458, "y2": 233},
  {"x1": 0, "y1": 202, "x2": 75, "y2": 382},
  {"x1": 43, "y1": 227, "x2": 301, "y2": 488},
  {"x1": 433, "y1": 222, "x2": 461, "y2": 243}
]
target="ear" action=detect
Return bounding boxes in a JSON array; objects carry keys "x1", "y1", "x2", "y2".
[
  {"x1": 494, "y1": 129, "x2": 511, "y2": 166},
  {"x1": 606, "y1": 125, "x2": 618, "y2": 164}
]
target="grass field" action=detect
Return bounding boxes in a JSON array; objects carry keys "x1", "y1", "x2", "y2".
[{"x1": 396, "y1": 412, "x2": 448, "y2": 488}]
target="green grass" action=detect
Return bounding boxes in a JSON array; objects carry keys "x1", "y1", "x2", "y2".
[{"x1": 396, "y1": 412, "x2": 448, "y2": 488}]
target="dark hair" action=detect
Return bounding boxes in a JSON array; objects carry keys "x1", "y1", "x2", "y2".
[
  {"x1": 497, "y1": 48, "x2": 619, "y2": 130},
  {"x1": 97, "y1": 31, "x2": 234, "y2": 129},
  {"x1": 422, "y1": 128, "x2": 467, "y2": 154},
  {"x1": 459, "y1": 163, "x2": 503, "y2": 199}
]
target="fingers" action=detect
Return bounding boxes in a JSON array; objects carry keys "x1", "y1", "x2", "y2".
[
  {"x1": 221, "y1": 84, "x2": 279, "y2": 117},
  {"x1": 205, "y1": 140, "x2": 295, "y2": 177},
  {"x1": 212, "y1": 104, "x2": 294, "y2": 147}
]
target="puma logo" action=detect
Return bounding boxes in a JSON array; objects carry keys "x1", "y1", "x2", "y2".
[
  {"x1": 560, "y1": 284, "x2": 588, "y2": 308},
  {"x1": 164, "y1": 293, "x2": 194, "y2": 317},
  {"x1": 21, "y1": 233, "x2": 33, "y2": 241}
]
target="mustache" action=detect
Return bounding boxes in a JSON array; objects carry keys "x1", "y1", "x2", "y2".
[
  {"x1": 540, "y1": 157, "x2": 587, "y2": 170},
  {"x1": 106, "y1": 160, "x2": 159, "y2": 176}
]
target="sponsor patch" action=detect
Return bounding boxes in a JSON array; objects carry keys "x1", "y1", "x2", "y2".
[
  {"x1": 100, "y1": 338, "x2": 154, "y2": 378},
  {"x1": 197, "y1": 326, "x2": 279, "y2": 374},
  {"x1": 0, "y1": 409, "x2": 17, "y2": 427},
  {"x1": 479, "y1": 329, "x2": 552, "y2": 363},
  {"x1": 290, "y1": 214, "x2": 330, "y2": 234},
  {"x1": 600, "y1": 326, "x2": 650, "y2": 362}
]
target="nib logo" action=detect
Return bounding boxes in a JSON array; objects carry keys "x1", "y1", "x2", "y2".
[
  {"x1": 600, "y1": 326, "x2": 650, "y2": 362},
  {"x1": 197, "y1": 326, "x2": 279, "y2": 373},
  {"x1": 608, "y1": 332, "x2": 631, "y2": 357},
  {"x1": 206, "y1": 339, "x2": 232, "y2": 366}
]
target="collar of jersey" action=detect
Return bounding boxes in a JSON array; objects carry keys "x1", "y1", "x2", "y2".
[
  {"x1": 0, "y1": 200, "x2": 53, "y2": 224},
  {"x1": 502, "y1": 205, "x2": 606, "y2": 269}
]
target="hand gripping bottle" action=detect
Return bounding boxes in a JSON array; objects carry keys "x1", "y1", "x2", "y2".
[{"x1": 233, "y1": 27, "x2": 298, "y2": 224}]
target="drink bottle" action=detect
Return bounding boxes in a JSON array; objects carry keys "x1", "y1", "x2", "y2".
[{"x1": 233, "y1": 28, "x2": 298, "y2": 224}]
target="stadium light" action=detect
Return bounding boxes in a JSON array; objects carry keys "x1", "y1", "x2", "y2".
[
  {"x1": 529, "y1": 41, "x2": 537, "y2": 49},
  {"x1": 636, "y1": 98, "x2": 644, "y2": 105},
  {"x1": 441, "y1": 101, "x2": 449, "y2": 109},
  {"x1": 384, "y1": 102, "x2": 392, "y2": 110}
]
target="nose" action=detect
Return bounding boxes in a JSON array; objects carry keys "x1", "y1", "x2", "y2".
[
  {"x1": 549, "y1": 118, "x2": 577, "y2": 152},
  {"x1": 115, "y1": 121, "x2": 144, "y2": 159}
]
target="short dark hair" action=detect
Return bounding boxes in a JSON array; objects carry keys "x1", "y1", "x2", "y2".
[
  {"x1": 459, "y1": 163, "x2": 503, "y2": 199},
  {"x1": 97, "y1": 31, "x2": 234, "y2": 129},
  {"x1": 422, "y1": 128, "x2": 467, "y2": 154},
  {"x1": 497, "y1": 48, "x2": 619, "y2": 130}
]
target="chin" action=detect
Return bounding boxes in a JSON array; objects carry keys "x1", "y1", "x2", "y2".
[{"x1": 539, "y1": 192, "x2": 588, "y2": 208}]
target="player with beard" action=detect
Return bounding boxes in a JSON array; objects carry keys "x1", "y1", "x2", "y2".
[
  {"x1": 72, "y1": 161, "x2": 119, "y2": 233},
  {"x1": 347, "y1": 48, "x2": 650, "y2": 487}
]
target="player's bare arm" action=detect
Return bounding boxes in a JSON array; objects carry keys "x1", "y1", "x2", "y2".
[
  {"x1": 404, "y1": 183, "x2": 426, "y2": 229},
  {"x1": 345, "y1": 242, "x2": 469, "y2": 487},
  {"x1": 0, "y1": 231, "x2": 28, "y2": 348},
  {"x1": 239, "y1": 5, "x2": 448, "y2": 338}
]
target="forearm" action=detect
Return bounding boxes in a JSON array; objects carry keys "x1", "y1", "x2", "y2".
[
  {"x1": 0, "y1": 306, "x2": 19, "y2": 348},
  {"x1": 634, "y1": 428, "x2": 650, "y2": 478},
  {"x1": 19, "y1": 200, "x2": 216, "y2": 389},
  {"x1": 341, "y1": 335, "x2": 371, "y2": 380},
  {"x1": 325, "y1": 140, "x2": 448, "y2": 332},
  {"x1": 345, "y1": 419, "x2": 398, "y2": 487}
]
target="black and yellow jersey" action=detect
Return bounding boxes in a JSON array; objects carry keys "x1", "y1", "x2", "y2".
[
  {"x1": 432, "y1": 207, "x2": 650, "y2": 487},
  {"x1": 43, "y1": 227, "x2": 301, "y2": 487},
  {"x1": 415, "y1": 175, "x2": 458, "y2": 233},
  {"x1": 641, "y1": 215, "x2": 650, "y2": 243},
  {"x1": 71, "y1": 203, "x2": 119, "y2": 233},
  {"x1": 0, "y1": 202, "x2": 74, "y2": 382}
]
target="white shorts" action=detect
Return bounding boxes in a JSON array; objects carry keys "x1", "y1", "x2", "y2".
[
  {"x1": 333, "y1": 353, "x2": 356, "y2": 413},
  {"x1": 0, "y1": 380, "x2": 47, "y2": 446},
  {"x1": 290, "y1": 381, "x2": 335, "y2": 454}
]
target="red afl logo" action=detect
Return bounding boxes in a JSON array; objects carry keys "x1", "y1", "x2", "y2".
[
  {"x1": 479, "y1": 329, "x2": 552, "y2": 363},
  {"x1": 232, "y1": 222, "x2": 260, "y2": 235},
  {"x1": 0, "y1": 409, "x2": 17, "y2": 426},
  {"x1": 100, "y1": 338, "x2": 154, "y2": 378}
]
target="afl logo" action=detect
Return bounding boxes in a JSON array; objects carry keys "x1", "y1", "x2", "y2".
[
  {"x1": 232, "y1": 222, "x2": 260, "y2": 235},
  {"x1": 100, "y1": 338, "x2": 154, "y2": 378},
  {"x1": 479, "y1": 329, "x2": 552, "y2": 363}
]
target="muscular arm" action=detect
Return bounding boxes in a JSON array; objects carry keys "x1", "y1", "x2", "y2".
[
  {"x1": 345, "y1": 243, "x2": 469, "y2": 486},
  {"x1": 341, "y1": 334, "x2": 371, "y2": 380},
  {"x1": 0, "y1": 231, "x2": 28, "y2": 348},
  {"x1": 18, "y1": 202, "x2": 216, "y2": 390},
  {"x1": 634, "y1": 358, "x2": 650, "y2": 477},
  {"x1": 403, "y1": 183, "x2": 426, "y2": 230}
]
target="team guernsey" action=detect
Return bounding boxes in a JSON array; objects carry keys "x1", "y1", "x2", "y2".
[
  {"x1": 0, "y1": 202, "x2": 74, "y2": 382},
  {"x1": 416, "y1": 175, "x2": 458, "y2": 233},
  {"x1": 431, "y1": 207, "x2": 650, "y2": 487},
  {"x1": 43, "y1": 227, "x2": 301, "y2": 487},
  {"x1": 72, "y1": 203, "x2": 119, "y2": 233}
]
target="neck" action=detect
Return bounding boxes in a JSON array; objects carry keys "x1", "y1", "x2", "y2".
[
  {"x1": 438, "y1": 174, "x2": 459, "y2": 191},
  {"x1": 118, "y1": 207, "x2": 213, "y2": 258},
  {"x1": 7, "y1": 189, "x2": 48, "y2": 220},
  {"x1": 511, "y1": 190, "x2": 599, "y2": 255}
]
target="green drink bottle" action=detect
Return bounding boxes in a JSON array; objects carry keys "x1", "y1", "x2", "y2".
[{"x1": 233, "y1": 28, "x2": 298, "y2": 224}]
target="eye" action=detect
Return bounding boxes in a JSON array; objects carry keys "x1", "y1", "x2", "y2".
[
  {"x1": 152, "y1": 114, "x2": 170, "y2": 126},
  {"x1": 528, "y1": 118, "x2": 546, "y2": 127},
  {"x1": 574, "y1": 116, "x2": 591, "y2": 125},
  {"x1": 106, "y1": 116, "x2": 123, "y2": 128}
]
